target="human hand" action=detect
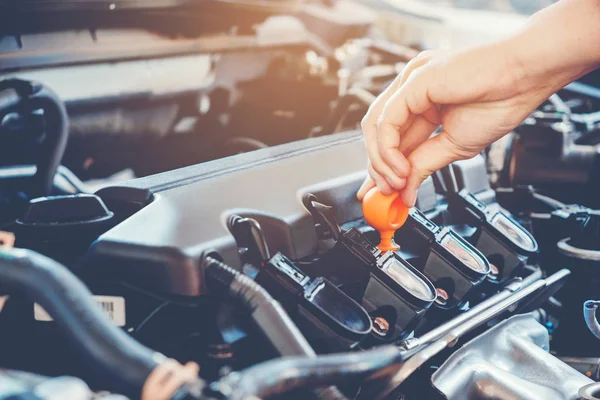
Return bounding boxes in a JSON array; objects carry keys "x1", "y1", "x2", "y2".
[
  {"x1": 357, "y1": 0, "x2": 600, "y2": 207},
  {"x1": 357, "y1": 44, "x2": 554, "y2": 207}
]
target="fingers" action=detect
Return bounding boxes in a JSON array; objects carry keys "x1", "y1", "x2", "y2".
[
  {"x1": 373, "y1": 65, "x2": 439, "y2": 192},
  {"x1": 363, "y1": 123, "x2": 407, "y2": 191},
  {"x1": 357, "y1": 175, "x2": 375, "y2": 200},
  {"x1": 398, "y1": 114, "x2": 440, "y2": 155},
  {"x1": 361, "y1": 67, "x2": 415, "y2": 191},
  {"x1": 401, "y1": 131, "x2": 463, "y2": 207},
  {"x1": 361, "y1": 51, "x2": 439, "y2": 195},
  {"x1": 368, "y1": 163, "x2": 396, "y2": 195},
  {"x1": 142, "y1": 360, "x2": 200, "y2": 400},
  {"x1": 375, "y1": 112, "x2": 412, "y2": 177},
  {"x1": 380, "y1": 68, "x2": 435, "y2": 126}
]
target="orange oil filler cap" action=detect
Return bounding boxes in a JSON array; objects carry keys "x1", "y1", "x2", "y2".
[{"x1": 362, "y1": 187, "x2": 410, "y2": 252}]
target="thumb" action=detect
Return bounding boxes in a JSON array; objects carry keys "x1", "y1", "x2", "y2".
[{"x1": 402, "y1": 131, "x2": 464, "y2": 207}]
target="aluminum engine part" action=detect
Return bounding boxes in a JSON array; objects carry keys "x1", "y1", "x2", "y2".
[{"x1": 431, "y1": 313, "x2": 593, "y2": 400}]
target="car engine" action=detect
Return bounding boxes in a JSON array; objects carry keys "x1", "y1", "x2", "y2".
[{"x1": 2, "y1": 1, "x2": 600, "y2": 400}]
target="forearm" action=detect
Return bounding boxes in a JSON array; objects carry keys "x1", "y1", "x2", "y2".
[{"x1": 509, "y1": 0, "x2": 600, "y2": 94}]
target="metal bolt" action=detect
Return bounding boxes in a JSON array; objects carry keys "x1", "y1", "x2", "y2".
[
  {"x1": 488, "y1": 264, "x2": 500, "y2": 281},
  {"x1": 0, "y1": 231, "x2": 15, "y2": 249},
  {"x1": 490, "y1": 264, "x2": 499, "y2": 275},
  {"x1": 435, "y1": 288, "x2": 449, "y2": 306},
  {"x1": 372, "y1": 316, "x2": 390, "y2": 337}
]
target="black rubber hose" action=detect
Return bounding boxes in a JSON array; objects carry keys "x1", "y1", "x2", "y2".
[
  {"x1": 24, "y1": 86, "x2": 69, "y2": 198},
  {"x1": 218, "y1": 345, "x2": 401, "y2": 399},
  {"x1": 0, "y1": 88, "x2": 21, "y2": 113},
  {"x1": 0, "y1": 248, "x2": 161, "y2": 395},
  {"x1": 0, "y1": 79, "x2": 69, "y2": 198},
  {"x1": 203, "y1": 256, "x2": 348, "y2": 400},
  {"x1": 204, "y1": 256, "x2": 315, "y2": 356}
]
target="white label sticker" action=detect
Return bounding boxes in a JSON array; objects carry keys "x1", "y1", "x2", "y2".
[{"x1": 34, "y1": 296, "x2": 126, "y2": 327}]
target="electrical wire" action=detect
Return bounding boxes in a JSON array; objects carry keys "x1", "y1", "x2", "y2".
[
  {"x1": 132, "y1": 301, "x2": 171, "y2": 337},
  {"x1": 203, "y1": 256, "x2": 348, "y2": 400}
]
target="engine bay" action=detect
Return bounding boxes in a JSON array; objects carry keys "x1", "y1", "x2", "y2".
[{"x1": 3, "y1": 1, "x2": 600, "y2": 399}]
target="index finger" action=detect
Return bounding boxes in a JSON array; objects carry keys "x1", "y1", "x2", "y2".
[{"x1": 379, "y1": 67, "x2": 435, "y2": 129}]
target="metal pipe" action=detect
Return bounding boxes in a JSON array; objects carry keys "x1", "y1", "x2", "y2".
[
  {"x1": 584, "y1": 300, "x2": 600, "y2": 341},
  {"x1": 558, "y1": 238, "x2": 600, "y2": 261},
  {"x1": 559, "y1": 356, "x2": 600, "y2": 381},
  {"x1": 399, "y1": 268, "x2": 544, "y2": 353},
  {"x1": 532, "y1": 192, "x2": 566, "y2": 210},
  {"x1": 579, "y1": 382, "x2": 600, "y2": 400},
  {"x1": 375, "y1": 274, "x2": 553, "y2": 399},
  {"x1": 216, "y1": 346, "x2": 401, "y2": 400},
  {"x1": 548, "y1": 93, "x2": 571, "y2": 115}
]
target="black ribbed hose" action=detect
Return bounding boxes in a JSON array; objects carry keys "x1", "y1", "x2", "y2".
[
  {"x1": 203, "y1": 256, "x2": 348, "y2": 400},
  {"x1": 0, "y1": 79, "x2": 69, "y2": 198},
  {"x1": 0, "y1": 248, "x2": 161, "y2": 396},
  {"x1": 25, "y1": 86, "x2": 69, "y2": 198}
]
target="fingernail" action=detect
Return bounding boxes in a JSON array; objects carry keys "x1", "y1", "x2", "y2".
[{"x1": 357, "y1": 188, "x2": 366, "y2": 201}]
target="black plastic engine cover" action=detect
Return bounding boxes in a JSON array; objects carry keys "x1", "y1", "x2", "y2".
[{"x1": 85, "y1": 131, "x2": 370, "y2": 297}]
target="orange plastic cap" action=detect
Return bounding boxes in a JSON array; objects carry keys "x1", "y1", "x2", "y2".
[{"x1": 362, "y1": 187, "x2": 409, "y2": 251}]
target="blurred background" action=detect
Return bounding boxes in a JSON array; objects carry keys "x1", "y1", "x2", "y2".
[{"x1": 0, "y1": 0, "x2": 558, "y2": 192}]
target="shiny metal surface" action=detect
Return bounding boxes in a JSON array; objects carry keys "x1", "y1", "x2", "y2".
[
  {"x1": 558, "y1": 238, "x2": 600, "y2": 261},
  {"x1": 583, "y1": 300, "x2": 600, "y2": 341},
  {"x1": 388, "y1": 279, "x2": 547, "y2": 387},
  {"x1": 579, "y1": 382, "x2": 600, "y2": 399},
  {"x1": 432, "y1": 314, "x2": 592, "y2": 400},
  {"x1": 381, "y1": 257, "x2": 436, "y2": 301},
  {"x1": 370, "y1": 269, "x2": 567, "y2": 400},
  {"x1": 491, "y1": 212, "x2": 537, "y2": 252},
  {"x1": 398, "y1": 268, "x2": 545, "y2": 353}
]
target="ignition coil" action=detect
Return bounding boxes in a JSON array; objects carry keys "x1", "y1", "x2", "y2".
[
  {"x1": 399, "y1": 208, "x2": 491, "y2": 308},
  {"x1": 228, "y1": 215, "x2": 372, "y2": 350},
  {"x1": 334, "y1": 227, "x2": 437, "y2": 341},
  {"x1": 257, "y1": 251, "x2": 372, "y2": 350},
  {"x1": 303, "y1": 192, "x2": 437, "y2": 341},
  {"x1": 447, "y1": 189, "x2": 538, "y2": 282}
]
